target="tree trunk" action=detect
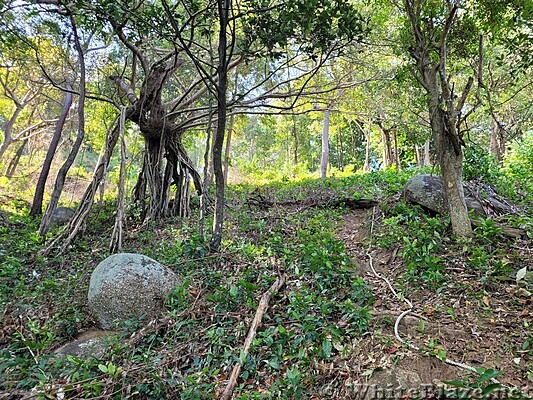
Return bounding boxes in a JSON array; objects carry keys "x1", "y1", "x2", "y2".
[
  {"x1": 432, "y1": 109, "x2": 471, "y2": 236},
  {"x1": 199, "y1": 105, "x2": 215, "y2": 237},
  {"x1": 44, "y1": 120, "x2": 122, "y2": 254},
  {"x1": 30, "y1": 83, "x2": 73, "y2": 216},
  {"x1": 292, "y1": 115, "x2": 299, "y2": 165},
  {"x1": 489, "y1": 119, "x2": 505, "y2": 162},
  {"x1": 223, "y1": 113, "x2": 234, "y2": 185},
  {"x1": 378, "y1": 122, "x2": 393, "y2": 169},
  {"x1": 415, "y1": 144, "x2": 421, "y2": 167},
  {"x1": 338, "y1": 128, "x2": 344, "y2": 170},
  {"x1": 0, "y1": 105, "x2": 22, "y2": 162},
  {"x1": 110, "y1": 107, "x2": 127, "y2": 253},
  {"x1": 210, "y1": 0, "x2": 230, "y2": 253},
  {"x1": 423, "y1": 139, "x2": 431, "y2": 166},
  {"x1": 393, "y1": 128, "x2": 401, "y2": 171},
  {"x1": 364, "y1": 129, "x2": 371, "y2": 172},
  {"x1": 145, "y1": 136, "x2": 166, "y2": 222},
  {"x1": 223, "y1": 72, "x2": 238, "y2": 184},
  {"x1": 404, "y1": 0, "x2": 471, "y2": 236},
  {"x1": 320, "y1": 108, "x2": 330, "y2": 179},
  {"x1": 5, "y1": 139, "x2": 27, "y2": 178},
  {"x1": 39, "y1": 18, "x2": 86, "y2": 235}
]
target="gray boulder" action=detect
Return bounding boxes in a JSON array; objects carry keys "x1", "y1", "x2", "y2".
[
  {"x1": 88, "y1": 253, "x2": 181, "y2": 329},
  {"x1": 51, "y1": 206, "x2": 76, "y2": 226},
  {"x1": 404, "y1": 174, "x2": 486, "y2": 217},
  {"x1": 54, "y1": 330, "x2": 117, "y2": 359}
]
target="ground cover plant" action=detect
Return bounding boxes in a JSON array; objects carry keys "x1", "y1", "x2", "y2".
[{"x1": 1, "y1": 167, "x2": 532, "y2": 399}]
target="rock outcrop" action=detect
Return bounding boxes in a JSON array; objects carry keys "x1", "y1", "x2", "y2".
[
  {"x1": 50, "y1": 206, "x2": 76, "y2": 226},
  {"x1": 403, "y1": 174, "x2": 486, "y2": 216}
]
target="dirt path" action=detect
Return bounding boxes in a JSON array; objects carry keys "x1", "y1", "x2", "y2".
[{"x1": 334, "y1": 208, "x2": 532, "y2": 398}]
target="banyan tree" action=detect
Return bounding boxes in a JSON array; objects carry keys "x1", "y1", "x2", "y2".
[{"x1": 31, "y1": 0, "x2": 367, "y2": 253}]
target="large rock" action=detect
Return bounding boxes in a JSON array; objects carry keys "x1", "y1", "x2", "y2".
[
  {"x1": 51, "y1": 206, "x2": 76, "y2": 226},
  {"x1": 404, "y1": 174, "x2": 486, "y2": 216},
  {"x1": 88, "y1": 253, "x2": 181, "y2": 329}
]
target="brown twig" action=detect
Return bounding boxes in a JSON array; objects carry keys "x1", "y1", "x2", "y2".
[{"x1": 219, "y1": 275, "x2": 285, "y2": 400}]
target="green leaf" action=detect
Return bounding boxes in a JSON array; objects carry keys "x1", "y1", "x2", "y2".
[
  {"x1": 476, "y1": 368, "x2": 503, "y2": 383},
  {"x1": 266, "y1": 359, "x2": 281, "y2": 370},
  {"x1": 286, "y1": 367, "x2": 300, "y2": 381},
  {"x1": 482, "y1": 383, "x2": 503, "y2": 396},
  {"x1": 322, "y1": 339, "x2": 332, "y2": 357},
  {"x1": 238, "y1": 350, "x2": 248, "y2": 364},
  {"x1": 238, "y1": 280, "x2": 259, "y2": 291},
  {"x1": 98, "y1": 364, "x2": 108, "y2": 373}
]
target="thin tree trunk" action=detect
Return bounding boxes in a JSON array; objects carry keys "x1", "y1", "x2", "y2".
[
  {"x1": 393, "y1": 128, "x2": 401, "y2": 171},
  {"x1": 292, "y1": 115, "x2": 299, "y2": 165},
  {"x1": 364, "y1": 130, "x2": 371, "y2": 172},
  {"x1": 415, "y1": 144, "x2": 421, "y2": 167},
  {"x1": 30, "y1": 83, "x2": 73, "y2": 216},
  {"x1": 338, "y1": 128, "x2": 344, "y2": 170},
  {"x1": 223, "y1": 72, "x2": 238, "y2": 184},
  {"x1": 210, "y1": 0, "x2": 230, "y2": 252},
  {"x1": 223, "y1": 114, "x2": 234, "y2": 185},
  {"x1": 110, "y1": 107, "x2": 127, "y2": 253},
  {"x1": 0, "y1": 105, "x2": 22, "y2": 162},
  {"x1": 320, "y1": 108, "x2": 330, "y2": 179},
  {"x1": 43, "y1": 119, "x2": 121, "y2": 254},
  {"x1": 379, "y1": 123, "x2": 393, "y2": 168},
  {"x1": 199, "y1": 103, "x2": 215, "y2": 237},
  {"x1": 6, "y1": 139, "x2": 27, "y2": 178},
  {"x1": 39, "y1": 17, "x2": 86, "y2": 235},
  {"x1": 489, "y1": 119, "x2": 504, "y2": 162},
  {"x1": 423, "y1": 139, "x2": 431, "y2": 166}
]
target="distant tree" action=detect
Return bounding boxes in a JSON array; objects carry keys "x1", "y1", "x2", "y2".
[{"x1": 37, "y1": 14, "x2": 88, "y2": 234}]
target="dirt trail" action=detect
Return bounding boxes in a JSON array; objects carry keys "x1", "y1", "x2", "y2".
[{"x1": 334, "y1": 208, "x2": 532, "y2": 397}]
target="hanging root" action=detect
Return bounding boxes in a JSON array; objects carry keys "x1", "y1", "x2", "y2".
[{"x1": 42, "y1": 120, "x2": 121, "y2": 255}]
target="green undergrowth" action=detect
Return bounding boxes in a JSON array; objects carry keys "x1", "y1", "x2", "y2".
[
  {"x1": 377, "y1": 200, "x2": 532, "y2": 293},
  {"x1": 1, "y1": 178, "x2": 377, "y2": 398},
  {"x1": 230, "y1": 167, "x2": 428, "y2": 203},
  {"x1": 1, "y1": 168, "x2": 531, "y2": 398}
]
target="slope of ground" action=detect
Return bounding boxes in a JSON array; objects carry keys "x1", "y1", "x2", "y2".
[{"x1": 0, "y1": 170, "x2": 531, "y2": 399}]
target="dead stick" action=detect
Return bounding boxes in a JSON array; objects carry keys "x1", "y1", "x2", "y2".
[{"x1": 220, "y1": 275, "x2": 285, "y2": 400}]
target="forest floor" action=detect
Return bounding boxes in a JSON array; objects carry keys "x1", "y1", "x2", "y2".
[
  {"x1": 335, "y1": 207, "x2": 532, "y2": 395},
  {"x1": 236, "y1": 187, "x2": 532, "y2": 398},
  {"x1": 0, "y1": 170, "x2": 532, "y2": 399}
]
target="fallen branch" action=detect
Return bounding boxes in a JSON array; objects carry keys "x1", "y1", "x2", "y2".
[
  {"x1": 470, "y1": 218, "x2": 526, "y2": 238},
  {"x1": 220, "y1": 275, "x2": 285, "y2": 400},
  {"x1": 247, "y1": 194, "x2": 377, "y2": 211}
]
